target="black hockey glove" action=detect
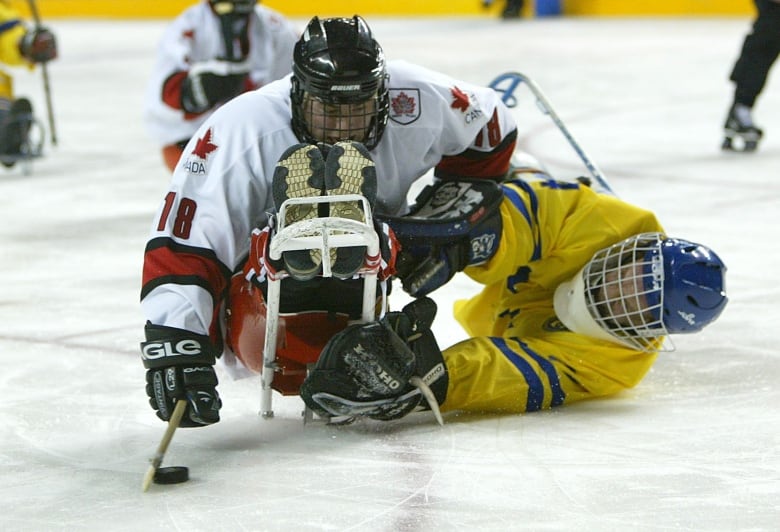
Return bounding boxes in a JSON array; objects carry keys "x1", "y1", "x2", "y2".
[
  {"x1": 140, "y1": 323, "x2": 222, "y2": 427},
  {"x1": 19, "y1": 27, "x2": 57, "y2": 63},
  {"x1": 379, "y1": 178, "x2": 503, "y2": 298},
  {"x1": 300, "y1": 297, "x2": 448, "y2": 422},
  {"x1": 180, "y1": 60, "x2": 248, "y2": 114}
]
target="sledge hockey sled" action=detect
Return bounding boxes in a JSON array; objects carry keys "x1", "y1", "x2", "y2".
[
  {"x1": 260, "y1": 193, "x2": 382, "y2": 420},
  {"x1": 489, "y1": 71, "x2": 615, "y2": 195},
  {"x1": 0, "y1": 110, "x2": 45, "y2": 176}
]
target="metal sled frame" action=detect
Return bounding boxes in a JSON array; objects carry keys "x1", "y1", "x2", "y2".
[
  {"x1": 260, "y1": 194, "x2": 381, "y2": 418},
  {"x1": 0, "y1": 113, "x2": 45, "y2": 176},
  {"x1": 489, "y1": 71, "x2": 615, "y2": 195}
]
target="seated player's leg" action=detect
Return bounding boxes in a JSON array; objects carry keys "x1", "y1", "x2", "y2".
[
  {"x1": 272, "y1": 143, "x2": 328, "y2": 280},
  {"x1": 225, "y1": 272, "x2": 366, "y2": 393},
  {"x1": 0, "y1": 98, "x2": 35, "y2": 169},
  {"x1": 323, "y1": 140, "x2": 378, "y2": 279},
  {"x1": 226, "y1": 142, "x2": 395, "y2": 392},
  {"x1": 0, "y1": 71, "x2": 35, "y2": 167}
]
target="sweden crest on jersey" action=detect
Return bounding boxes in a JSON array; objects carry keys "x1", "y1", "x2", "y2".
[{"x1": 543, "y1": 316, "x2": 569, "y2": 332}]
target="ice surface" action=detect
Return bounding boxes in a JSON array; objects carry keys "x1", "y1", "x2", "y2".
[{"x1": 0, "y1": 16, "x2": 778, "y2": 531}]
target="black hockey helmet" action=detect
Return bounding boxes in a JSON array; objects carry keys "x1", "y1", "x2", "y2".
[
  {"x1": 291, "y1": 16, "x2": 389, "y2": 148},
  {"x1": 208, "y1": 0, "x2": 255, "y2": 15}
]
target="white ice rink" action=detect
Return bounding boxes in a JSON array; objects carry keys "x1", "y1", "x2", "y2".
[{"x1": 1, "y1": 15, "x2": 778, "y2": 531}]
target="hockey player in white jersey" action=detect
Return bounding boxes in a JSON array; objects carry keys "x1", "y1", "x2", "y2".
[
  {"x1": 140, "y1": 15, "x2": 518, "y2": 427},
  {"x1": 143, "y1": 0, "x2": 298, "y2": 172}
]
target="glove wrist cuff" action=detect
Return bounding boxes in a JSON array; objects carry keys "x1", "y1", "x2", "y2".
[{"x1": 140, "y1": 324, "x2": 218, "y2": 369}]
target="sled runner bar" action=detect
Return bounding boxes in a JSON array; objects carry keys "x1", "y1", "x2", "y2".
[
  {"x1": 489, "y1": 71, "x2": 615, "y2": 196},
  {"x1": 261, "y1": 194, "x2": 380, "y2": 418}
]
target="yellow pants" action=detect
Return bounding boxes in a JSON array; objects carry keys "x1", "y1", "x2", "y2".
[{"x1": 0, "y1": 70, "x2": 13, "y2": 112}]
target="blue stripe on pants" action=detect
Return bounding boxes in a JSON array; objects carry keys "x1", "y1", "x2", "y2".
[
  {"x1": 516, "y1": 339, "x2": 566, "y2": 407},
  {"x1": 492, "y1": 337, "x2": 544, "y2": 411}
]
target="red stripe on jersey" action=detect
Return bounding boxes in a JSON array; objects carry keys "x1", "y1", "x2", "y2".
[
  {"x1": 142, "y1": 243, "x2": 229, "y2": 302},
  {"x1": 435, "y1": 130, "x2": 517, "y2": 181},
  {"x1": 162, "y1": 71, "x2": 188, "y2": 111}
]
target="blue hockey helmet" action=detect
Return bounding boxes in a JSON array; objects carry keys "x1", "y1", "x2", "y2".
[
  {"x1": 554, "y1": 233, "x2": 727, "y2": 352},
  {"x1": 654, "y1": 236, "x2": 728, "y2": 333}
]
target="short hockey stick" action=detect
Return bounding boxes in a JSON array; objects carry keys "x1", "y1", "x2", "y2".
[
  {"x1": 489, "y1": 71, "x2": 615, "y2": 195},
  {"x1": 141, "y1": 399, "x2": 187, "y2": 492},
  {"x1": 25, "y1": 0, "x2": 57, "y2": 146}
]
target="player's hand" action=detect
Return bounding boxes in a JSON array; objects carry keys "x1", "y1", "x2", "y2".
[
  {"x1": 181, "y1": 60, "x2": 249, "y2": 113},
  {"x1": 395, "y1": 242, "x2": 469, "y2": 298},
  {"x1": 141, "y1": 324, "x2": 222, "y2": 427},
  {"x1": 20, "y1": 27, "x2": 57, "y2": 63}
]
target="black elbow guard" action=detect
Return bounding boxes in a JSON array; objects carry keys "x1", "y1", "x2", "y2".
[{"x1": 378, "y1": 178, "x2": 503, "y2": 297}]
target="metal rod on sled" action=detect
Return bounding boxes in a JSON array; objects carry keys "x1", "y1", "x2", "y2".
[
  {"x1": 26, "y1": 0, "x2": 57, "y2": 146},
  {"x1": 260, "y1": 194, "x2": 380, "y2": 418}
]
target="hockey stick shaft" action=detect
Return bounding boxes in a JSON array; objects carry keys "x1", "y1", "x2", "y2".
[
  {"x1": 489, "y1": 72, "x2": 615, "y2": 195},
  {"x1": 141, "y1": 399, "x2": 187, "y2": 492},
  {"x1": 25, "y1": 0, "x2": 57, "y2": 146}
]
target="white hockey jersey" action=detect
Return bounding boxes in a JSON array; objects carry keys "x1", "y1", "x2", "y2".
[
  {"x1": 141, "y1": 59, "x2": 517, "y2": 342},
  {"x1": 143, "y1": 1, "x2": 298, "y2": 146}
]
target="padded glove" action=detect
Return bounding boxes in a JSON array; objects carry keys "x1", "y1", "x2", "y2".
[
  {"x1": 379, "y1": 178, "x2": 503, "y2": 297},
  {"x1": 180, "y1": 60, "x2": 249, "y2": 114},
  {"x1": 300, "y1": 297, "x2": 448, "y2": 422},
  {"x1": 141, "y1": 323, "x2": 222, "y2": 427},
  {"x1": 19, "y1": 27, "x2": 57, "y2": 63}
]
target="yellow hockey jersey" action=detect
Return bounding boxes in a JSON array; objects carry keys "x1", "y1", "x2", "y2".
[
  {"x1": 0, "y1": 2, "x2": 28, "y2": 67},
  {"x1": 441, "y1": 171, "x2": 665, "y2": 413}
]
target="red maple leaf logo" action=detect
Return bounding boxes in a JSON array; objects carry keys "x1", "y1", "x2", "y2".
[
  {"x1": 192, "y1": 128, "x2": 217, "y2": 159},
  {"x1": 450, "y1": 86, "x2": 470, "y2": 113},
  {"x1": 391, "y1": 91, "x2": 416, "y2": 116},
  {"x1": 183, "y1": 29, "x2": 195, "y2": 40}
]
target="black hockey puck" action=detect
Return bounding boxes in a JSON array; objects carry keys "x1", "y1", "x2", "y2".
[{"x1": 153, "y1": 466, "x2": 189, "y2": 484}]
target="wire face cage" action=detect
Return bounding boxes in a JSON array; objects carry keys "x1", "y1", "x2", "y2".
[{"x1": 583, "y1": 232, "x2": 670, "y2": 352}]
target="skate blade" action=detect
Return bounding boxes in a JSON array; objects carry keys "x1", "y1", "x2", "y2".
[{"x1": 722, "y1": 132, "x2": 760, "y2": 153}]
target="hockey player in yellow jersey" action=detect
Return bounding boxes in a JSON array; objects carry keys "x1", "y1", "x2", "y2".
[
  {"x1": 0, "y1": 0, "x2": 56, "y2": 166},
  {"x1": 299, "y1": 163, "x2": 728, "y2": 422}
]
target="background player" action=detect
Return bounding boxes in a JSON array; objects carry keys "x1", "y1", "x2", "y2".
[
  {"x1": 722, "y1": 0, "x2": 780, "y2": 152},
  {"x1": 0, "y1": 0, "x2": 57, "y2": 166},
  {"x1": 143, "y1": 0, "x2": 298, "y2": 172}
]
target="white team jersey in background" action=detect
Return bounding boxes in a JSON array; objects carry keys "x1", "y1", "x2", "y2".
[{"x1": 143, "y1": 2, "x2": 298, "y2": 146}]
